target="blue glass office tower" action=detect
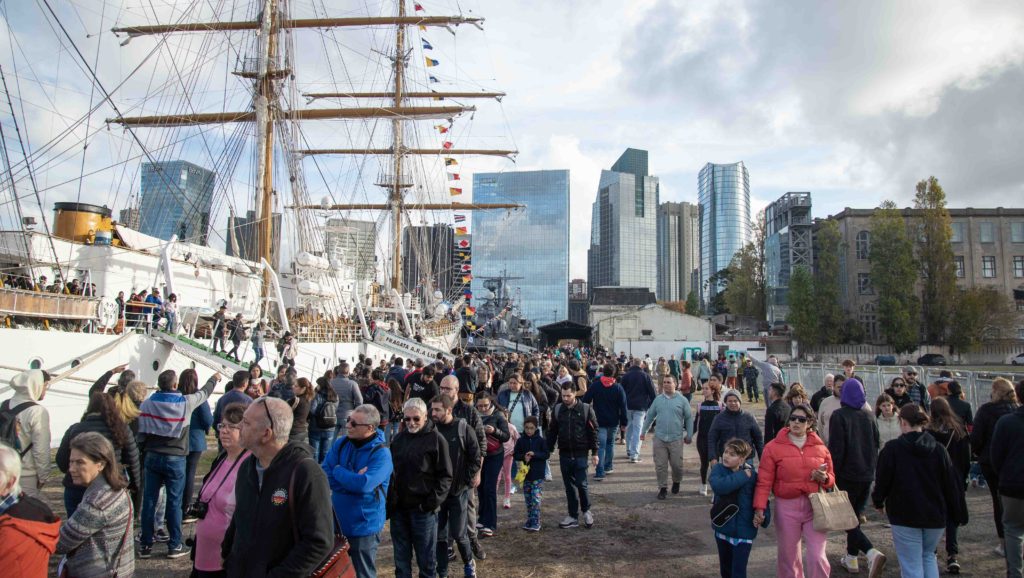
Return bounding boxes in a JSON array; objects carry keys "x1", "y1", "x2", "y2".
[
  {"x1": 699, "y1": 161, "x2": 750, "y2": 308},
  {"x1": 471, "y1": 170, "x2": 570, "y2": 328},
  {"x1": 587, "y1": 148, "x2": 660, "y2": 293},
  {"x1": 138, "y1": 160, "x2": 215, "y2": 245}
]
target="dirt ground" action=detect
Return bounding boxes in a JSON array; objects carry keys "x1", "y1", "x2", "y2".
[{"x1": 44, "y1": 402, "x2": 1014, "y2": 577}]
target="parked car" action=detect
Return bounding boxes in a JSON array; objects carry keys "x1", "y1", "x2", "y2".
[
  {"x1": 874, "y1": 355, "x2": 897, "y2": 366},
  {"x1": 1012, "y1": 353, "x2": 1024, "y2": 366},
  {"x1": 917, "y1": 353, "x2": 947, "y2": 366}
]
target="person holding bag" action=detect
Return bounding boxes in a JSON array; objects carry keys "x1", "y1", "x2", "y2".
[
  {"x1": 191, "y1": 403, "x2": 250, "y2": 578},
  {"x1": 753, "y1": 404, "x2": 834, "y2": 578},
  {"x1": 709, "y1": 438, "x2": 759, "y2": 578},
  {"x1": 872, "y1": 404, "x2": 966, "y2": 578}
]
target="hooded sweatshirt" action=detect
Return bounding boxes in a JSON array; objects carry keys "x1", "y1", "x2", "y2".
[
  {"x1": 872, "y1": 431, "x2": 965, "y2": 528},
  {"x1": 818, "y1": 378, "x2": 872, "y2": 445},
  {"x1": 6, "y1": 370, "x2": 50, "y2": 487},
  {"x1": 582, "y1": 375, "x2": 628, "y2": 428},
  {"x1": 827, "y1": 380, "x2": 879, "y2": 483},
  {"x1": 0, "y1": 494, "x2": 60, "y2": 577}
]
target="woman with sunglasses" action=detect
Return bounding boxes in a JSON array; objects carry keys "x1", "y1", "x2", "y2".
[
  {"x1": 884, "y1": 378, "x2": 912, "y2": 408},
  {"x1": 753, "y1": 404, "x2": 835, "y2": 578},
  {"x1": 192, "y1": 403, "x2": 250, "y2": 578}
]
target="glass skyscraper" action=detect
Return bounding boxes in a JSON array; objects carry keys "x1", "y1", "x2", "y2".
[
  {"x1": 587, "y1": 148, "x2": 659, "y2": 293},
  {"x1": 138, "y1": 160, "x2": 215, "y2": 245},
  {"x1": 657, "y1": 201, "x2": 700, "y2": 302},
  {"x1": 699, "y1": 161, "x2": 751, "y2": 308},
  {"x1": 471, "y1": 170, "x2": 570, "y2": 328}
]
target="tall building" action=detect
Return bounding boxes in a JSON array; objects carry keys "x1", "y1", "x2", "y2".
[
  {"x1": 587, "y1": 148, "x2": 659, "y2": 293},
  {"x1": 568, "y1": 278, "x2": 589, "y2": 325},
  {"x1": 401, "y1": 224, "x2": 454, "y2": 296},
  {"x1": 325, "y1": 219, "x2": 376, "y2": 284},
  {"x1": 656, "y1": 201, "x2": 700, "y2": 302},
  {"x1": 472, "y1": 170, "x2": 570, "y2": 328},
  {"x1": 699, "y1": 161, "x2": 751, "y2": 308},
  {"x1": 225, "y1": 210, "x2": 282, "y2": 269},
  {"x1": 764, "y1": 192, "x2": 813, "y2": 326},
  {"x1": 118, "y1": 207, "x2": 140, "y2": 230},
  {"x1": 818, "y1": 207, "x2": 1024, "y2": 343},
  {"x1": 138, "y1": 160, "x2": 215, "y2": 245}
]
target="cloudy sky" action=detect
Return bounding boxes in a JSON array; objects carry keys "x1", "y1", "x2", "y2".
[{"x1": 2, "y1": 0, "x2": 1023, "y2": 280}]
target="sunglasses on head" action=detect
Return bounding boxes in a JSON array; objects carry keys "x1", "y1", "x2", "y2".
[{"x1": 789, "y1": 415, "x2": 809, "y2": 423}]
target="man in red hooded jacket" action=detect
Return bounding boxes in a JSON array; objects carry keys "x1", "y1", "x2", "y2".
[{"x1": 0, "y1": 443, "x2": 61, "y2": 577}]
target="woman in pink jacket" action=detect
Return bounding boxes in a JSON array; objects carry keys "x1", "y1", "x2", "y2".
[{"x1": 753, "y1": 404, "x2": 836, "y2": 578}]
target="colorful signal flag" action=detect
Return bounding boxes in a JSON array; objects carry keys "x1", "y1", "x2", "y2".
[
  {"x1": 449, "y1": 187, "x2": 462, "y2": 195},
  {"x1": 454, "y1": 214, "x2": 466, "y2": 223},
  {"x1": 447, "y1": 173, "x2": 461, "y2": 181},
  {"x1": 455, "y1": 226, "x2": 468, "y2": 235},
  {"x1": 422, "y1": 39, "x2": 433, "y2": 50},
  {"x1": 442, "y1": 141, "x2": 453, "y2": 150},
  {"x1": 425, "y1": 57, "x2": 439, "y2": 67},
  {"x1": 444, "y1": 157, "x2": 458, "y2": 166}
]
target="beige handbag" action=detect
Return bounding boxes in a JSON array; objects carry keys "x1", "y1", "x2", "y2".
[{"x1": 808, "y1": 486, "x2": 859, "y2": 532}]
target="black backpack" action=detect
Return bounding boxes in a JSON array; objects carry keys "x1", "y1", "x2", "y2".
[
  {"x1": 314, "y1": 393, "x2": 338, "y2": 429},
  {"x1": 0, "y1": 400, "x2": 36, "y2": 457}
]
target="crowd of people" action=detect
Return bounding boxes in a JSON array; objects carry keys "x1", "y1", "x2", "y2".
[{"x1": 1, "y1": 348, "x2": 1024, "y2": 577}]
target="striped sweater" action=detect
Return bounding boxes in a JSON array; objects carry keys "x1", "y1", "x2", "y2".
[{"x1": 56, "y1": 478, "x2": 134, "y2": 578}]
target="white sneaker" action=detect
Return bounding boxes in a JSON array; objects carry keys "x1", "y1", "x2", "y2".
[
  {"x1": 841, "y1": 554, "x2": 860, "y2": 573},
  {"x1": 995, "y1": 541, "x2": 1006, "y2": 557},
  {"x1": 699, "y1": 484, "x2": 709, "y2": 496},
  {"x1": 866, "y1": 549, "x2": 886, "y2": 578},
  {"x1": 582, "y1": 510, "x2": 594, "y2": 528},
  {"x1": 502, "y1": 498, "x2": 511, "y2": 510},
  {"x1": 558, "y1": 516, "x2": 579, "y2": 529}
]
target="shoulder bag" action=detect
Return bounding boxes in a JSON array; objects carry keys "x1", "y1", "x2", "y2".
[
  {"x1": 808, "y1": 485, "x2": 859, "y2": 532},
  {"x1": 288, "y1": 459, "x2": 356, "y2": 578}
]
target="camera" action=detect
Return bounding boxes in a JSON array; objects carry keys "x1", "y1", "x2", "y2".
[{"x1": 185, "y1": 500, "x2": 209, "y2": 520}]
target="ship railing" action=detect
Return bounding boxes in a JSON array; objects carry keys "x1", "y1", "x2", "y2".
[
  {"x1": 0, "y1": 286, "x2": 99, "y2": 321},
  {"x1": 291, "y1": 320, "x2": 363, "y2": 343},
  {"x1": 419, "y1": 319, "x2": 458, "y2": 337}
]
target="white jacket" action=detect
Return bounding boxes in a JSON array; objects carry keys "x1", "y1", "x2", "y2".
[{"x1": 8, "y1": 370, "x2": 51, "y2": 485}]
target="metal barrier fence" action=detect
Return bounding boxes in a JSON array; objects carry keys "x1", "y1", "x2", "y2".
[{"x1": 781, "y1": 363, "x2": 1024, "y2": 410}]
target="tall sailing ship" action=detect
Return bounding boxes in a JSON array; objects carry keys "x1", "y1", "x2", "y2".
[{"x1": 0, "y1": 0, "x2": 518, "y2": 436}]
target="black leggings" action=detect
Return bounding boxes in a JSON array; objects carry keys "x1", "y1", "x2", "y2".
[
  {"x1": 981, "y1": 462, "x2": 1004, "y2": 538},
  {"x1": 697, "y1": 438, "x2": 710, "y2": 484}
]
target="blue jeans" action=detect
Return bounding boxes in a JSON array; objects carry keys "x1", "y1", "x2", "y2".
[
  {"x1": 558, "y1": 455, "x2": 591, "y2": 518},
  {"x1": 596, "y1": 426, "x2": 616, "y2": 477},
  {"x1": 141, "y1": 453, "x2": 186, "y2": 548},
  {"x1": 308, "y1": 428, "x2": 335, "y2": 464},
  {"x1": 63, "y1": 485, "x2": 87, "y2": 518},
  {"x1": 626, "y1": 410, "x2": 646, "y2": 460},
  {"x1": 391, "y1": 508, "x2": 438, "y2": 578},
  {"x1": 347, "y1": 532, "x2": 381, "y2": 578},
  {"x1": 477, "y1": 453, "x2": 504, "y2": 530},
  {"x1": 252, "y1": 345, "x2": 264, "y2": 368},
  {"x1": 891, "y1": 525, "x2": 942, "y2": 578},
  {"x1": 716, "y1": 536, "x2": 752, "y2": 578}
]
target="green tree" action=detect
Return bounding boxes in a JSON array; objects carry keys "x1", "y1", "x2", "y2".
[
  {"x1": 685, "y1": 289, "x2": 701, "y2": 316},
  {"x1": 812, "y1": 219, "x2": 846, "y2": 343},
  {"x1": 948, "y1": 287, "x2": 1018, "y2": 353},
  {"x1": 706, "y1": 268, "x2": 732, "y2": 314},
  {"x1": 914, "y1": 176, "x2": 956, "y2": 343},
  {"x1": 869, "y1": 201, "x2": 920, "y2": 353},
  {"x1": 723, "y1": 212, "x2": 767, "y2": 319},
  {"x1": 787, "y1": 265, "x2": 818, "y2": 346}
]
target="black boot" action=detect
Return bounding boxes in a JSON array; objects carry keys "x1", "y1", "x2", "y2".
[
  {"x1": 671, "y1": 482, "x2": 680, "y2": 494},
  {"x1": 657, "y1": 488, "x2": 667, "y2": 500}
]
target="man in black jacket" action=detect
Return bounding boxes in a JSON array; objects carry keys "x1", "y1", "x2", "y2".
[
  {"x1": 620, "y1": 360, "x2": 657, "y2": 464},
  {"x1": 223, "y1": 397, "x2": 334, "y2": 577},
  {"x1": 763, "y1": 382, "x2": 790, "y2": 442},
  {"x1": 548, "y1": 383, "x2": 599, "y2": 529},
  {"x1": 828, "y1": 379, "x2": 884, "y2": 576},
  {"x1": 389, "y1": 398, "x2": 453, "y2": 578},
  {"x1": 440, "y1": 375, "x2": 487, "y2": 560},
  {"x1": 810, "y1": 373, "x2": 834, "y2": 413},
  {"x1": 430, "y1": 395, "x2": 481, "y2": 578},
  {"x1": 990, "y1": 382, "x2": 1024, "y2": 577}
]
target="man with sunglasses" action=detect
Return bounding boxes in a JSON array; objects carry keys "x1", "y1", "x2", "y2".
[
  {"x1": 223, "y1": 396, "x2": 334, "y2": 577},
  {"x1": 388, "y1": 398, "x2": 453, "y2": 578},
  {"x1": 902, "y1": 365, "x2": 931, "y2": 411},
  {"x1": 322, "y1": 405, "x2": 392, "y2": 578}
]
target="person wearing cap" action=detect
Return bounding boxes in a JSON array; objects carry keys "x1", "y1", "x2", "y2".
[
  {"x1": 707, "y1": 389, "x2": 764, "y2": 464},
  {"x1": 902, "y1": 366, "x2": 931, "y2": 411},
  {"x1": 211, "y1": 305, "x2": 227, "y2": 353},
  {"x1": 1, "y1": 370, "x2": 52, "y2": 498}
]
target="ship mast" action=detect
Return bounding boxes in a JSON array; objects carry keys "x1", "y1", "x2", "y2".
[
  {"x1": 390, "y1": 0, "x2": 407, "y2": 292},
  {"x1": 256, "y1": 0, "x2": 278, "y2": 298}
]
